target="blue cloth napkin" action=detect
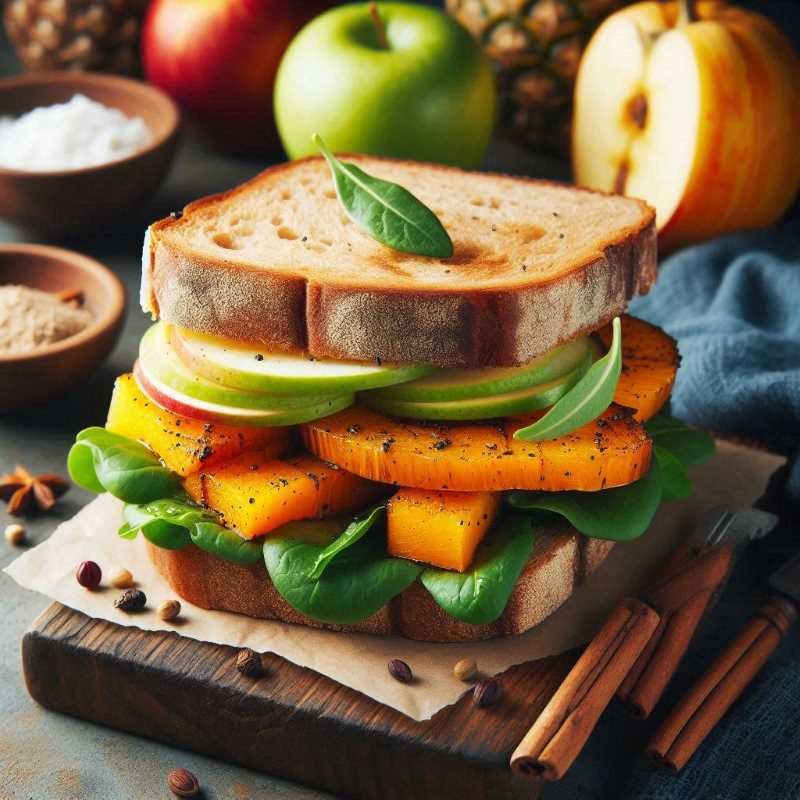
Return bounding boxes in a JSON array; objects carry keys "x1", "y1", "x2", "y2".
[{"x1": 618, "y1": 229, "x2": 800, "y2": 799}]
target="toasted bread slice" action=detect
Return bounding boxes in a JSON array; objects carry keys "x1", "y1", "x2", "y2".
[
  {"x1": 146, "y1": 526, "x2": 615, "y2": 643},
  {"x1": 144, "y1": 156, "x2": 656, "y2": 368}
]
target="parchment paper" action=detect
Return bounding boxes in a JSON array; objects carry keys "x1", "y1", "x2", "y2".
[{"x1": 6, "y1": 441, "x2": 782, "y2": 721}]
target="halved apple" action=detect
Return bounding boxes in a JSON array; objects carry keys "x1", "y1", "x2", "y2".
[
  {"x1": 140, "y1": 323, "x2": 343, "y2": 411},
  {"x1": 573, "y1": 1, "x2": 800, "y2": 251},
  {"x1": 134, "y1": 360, "x2": 355, "y2": 427},
  {"x1": 171, "y1": 326, "x2": 436, "y2": 395}
]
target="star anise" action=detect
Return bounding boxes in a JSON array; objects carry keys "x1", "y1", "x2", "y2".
[{"x1": 0, "y1": 465, "x2": 69, "y2": 516}]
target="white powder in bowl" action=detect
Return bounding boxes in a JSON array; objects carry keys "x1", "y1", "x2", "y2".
[{"x1": 0, "y1": 94, "x2": 152, "y2": 172}]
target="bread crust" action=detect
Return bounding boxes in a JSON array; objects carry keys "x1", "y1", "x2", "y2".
[
  {"x1": 146, "y1": 526, "x2": 615, "y2": 643},
  {"x1": 147, "y1": 156, "x2": 656, "y2": 368}
]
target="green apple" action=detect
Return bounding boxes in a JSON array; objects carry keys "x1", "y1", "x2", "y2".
[
  {"x1": 366, "y1": 336, "x2": 595, "y2": 403},
  {"x1": 274, "y1": 2, "x2": 497, "y2": 168},
  {"x1": 140, "y1": 323, "x2": 345, "y2": 410},
  {"x1": 360, "y1": 356, "x2": 591, "y2": 421},
  {"x1": 171, "y1": 324, "x2": 435, "y2": 395}
]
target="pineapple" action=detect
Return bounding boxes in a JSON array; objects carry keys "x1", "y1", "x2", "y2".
[
  {"x1": 446, "y1": 0, "x2": 632, "y2": 155},
  {"x1": 4, "y1": 0, "x2": 150, "y2": 75}
]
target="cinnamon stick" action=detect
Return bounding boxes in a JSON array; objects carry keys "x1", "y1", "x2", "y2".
[
  {"x1": 511, "y1": 598, "x2": 660, "y2": 781},
  {"x1": 648, "y1": 595, "x2": 797, "y2": 772},
  {"x1": 617, "y1": 545, "x2": 732, "y2": 717}
]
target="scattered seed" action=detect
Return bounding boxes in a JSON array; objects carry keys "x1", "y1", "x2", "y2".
[
  {"x1": 4, "y1": 523, "x2": 24, "y2": 546},
  {"x1": 388, "y1": 658, "x2": 413, "y2": 684},
  {"x1": 76, "y1": 560, "x2": 101, "y2": 589},
  {"x1": 453, "y1": 657, "x2": 477, "y2": 682},
  {"x1": 473, "y1": 678, "x2": 500, "y2": 708},
  {"x1": 157, "y1": 599, "x2": 181, "y2": 621},
  {"x1": 109, "y1": 567, "x2": 134, "y2": 589},
  {"x1": 235, "y1": 647, "x2": 263, "y2": 678},
  {"x1": 167, "y1": 767, "x2": 199, "y2": 797},
  {"x1": 114, "y1": 588, "x2": 146, "y2": 612}
]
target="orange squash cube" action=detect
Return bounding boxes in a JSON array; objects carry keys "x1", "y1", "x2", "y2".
[
  {"x1": 183, "y1": 451, "x2": 386, "y2": 539},
  {"x1": 106, "y1": 373, "x2": 290, "y2": 476},
  {"x1": 387, "y1": 489, "x2": 501, "y2": 572}
]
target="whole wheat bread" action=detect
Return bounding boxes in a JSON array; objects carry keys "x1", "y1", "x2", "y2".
[
  {"x1": 146, "y1": 525, "x2": 615, "y2": 643},
  {"x1": 144, "y1": 156, "x2": 656, "y2": 368}
]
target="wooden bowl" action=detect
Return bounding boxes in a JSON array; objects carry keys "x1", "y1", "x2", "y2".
[
  {"x1": 0, "y1": 71, "x2": 180, "y2": 236},
  {"x1": 0, "y1": 244, "x2": 125, "y2": 412}
]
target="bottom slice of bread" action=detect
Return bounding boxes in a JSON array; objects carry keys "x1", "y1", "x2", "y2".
[{"x1": 146, "y1": 526, "x2": 614, "y2": 643}]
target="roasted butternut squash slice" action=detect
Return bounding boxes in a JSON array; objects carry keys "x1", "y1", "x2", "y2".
[
  {"x1": 107, "y1": 374, "x2": 290, "y2": 476},
  {"x1": 387, "y1": 489, "x2": 501, "y2": 572},
  {"x1": 597, "y1": 316, "x2": 678, "y2": 421},
  {"x1": 183, "y1": 451, "x2": 386, "y2": 539},
  {"x1": 301, "y1": 404, "x2": 651, "y2": 492}
]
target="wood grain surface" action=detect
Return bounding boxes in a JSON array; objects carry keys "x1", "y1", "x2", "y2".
[{"x1": 23, "y1": 603, "x2": 579, "y2": 800}]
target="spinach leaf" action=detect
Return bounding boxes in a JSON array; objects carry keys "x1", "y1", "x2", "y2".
[
  {"x1": 507, "y1": 457, "x2": 663, "y2": 541},
  {"x1": 68, "y1": 427, "x2": 179, "y2": 504},
  {"x1": 420, "y1": 515, "x2": 534, "y2": 625},
  {"x1": 308, "y1": 504, "x2": 385, "y2": 579},
  {"x1": 121, "y1": 503, "x2": 191, "y2": 550},
  {"x1": 645, "y1": 414, "x2": 715, "y2": 466},
  {"x1": 121, "y1": 496, "x2": 261, "y2": 565},
  {"x1": 654, "y1": 445, "x2": 692, "y2": 501},
  {"x1": 263, "y1": 530, "x2": 421, "y2": 625},
  {"x1": 190, "y1": 521, "x2": 263, "y2": 566},
  {"x1": 314, "y1": 134, "x2": 453, "y2": 258},
  {"x1": 514, "y1": 317, "x2": 622, "y2": 442}
]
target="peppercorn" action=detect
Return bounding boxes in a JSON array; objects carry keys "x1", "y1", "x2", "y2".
[
  {"x1": 235, "y1": 647, "x2": 263, "y2": 678},
  {"x1": 387, "y1": 658, "x2": 413, "y2": 684},
  {"x1": 472, "y1": 678, "x2": 500, "y2": 708},
  {"x1": 76, "y1": 560, "x2": 101, "y2": 589},
  {"x1": 114, "y1": 588, "x2": 146, "y2": 612},
  {"x1": 167, "y1": 767, "x2": 199, "y2": 797}
]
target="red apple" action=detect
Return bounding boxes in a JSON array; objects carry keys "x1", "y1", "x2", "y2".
[{"x1": 142, "y1": 0, "x2": 333, "y2": 154}]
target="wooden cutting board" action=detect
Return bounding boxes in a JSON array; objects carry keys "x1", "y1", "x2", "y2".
[{"x1": 23, "y1": 602, "x2": 574, "y2": 800}]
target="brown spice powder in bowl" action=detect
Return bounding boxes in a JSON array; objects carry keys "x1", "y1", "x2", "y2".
[{"x1": 0, "y1": 284, "x2": 92, "y2": 356}]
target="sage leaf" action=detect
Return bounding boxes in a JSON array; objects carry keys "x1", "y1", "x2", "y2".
[
  {"x1": 507, "y1": 457, "x2": 662, "y2": 541},
  {"x1": 645, "y1": 414, "x2": 715, "y2": 466},
  {"x1": 420, "y1": 515, "x2": 534, "y2": 625},
  {"x1": 308, "y1": 504, "x2": 385, "y2": 579},
  {"x1": 654, "y1": 445, "x2": 692, "y2": 501},
  {"x1": 313, "y1": 134, "x2": 453, "y2": 258},
  {"x1": 514, "y1": 316, "x2": 623, "y2": 442}
]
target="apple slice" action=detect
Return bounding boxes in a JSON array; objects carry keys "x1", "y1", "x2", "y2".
[
  {"x1": 171, "y1": 326, "x2": 436, "y2": 395},
  {"x1": 140, "y1": 323, "x2": 343, "y2": 411},
  {"x1": 360, "y1": 355, "x2": 591, "y2": 421},
  {"x1": 134, "y1": 360, "x2": 354, "y2": 427},
  {"x1": 365, "y1": 335, "x2": 593, "y2": 403}
]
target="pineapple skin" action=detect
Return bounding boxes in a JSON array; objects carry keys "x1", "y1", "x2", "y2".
[
  {"x1": 4, "y1": 0, "x2": 150, "y2": 75},
  {"x1": 446, "y1": 0, "x2": 632, "y2": 155}
]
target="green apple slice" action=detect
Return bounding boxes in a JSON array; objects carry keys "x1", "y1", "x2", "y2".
[
  {"x1": 366, "y1": 335, "x2": 594, "y2": 403},
  {"x1": 359, "y1": 354, "x2": 592, "y2": 422},
  {"x1": 134, "y1": 360, "x2": 355, "y2": 428},
  {"x1": 140, "y1": 324, "x2": 344, "y2": 411},
  {"x1": 171, "y1": 326, "x2": 437, "y2": 395}
]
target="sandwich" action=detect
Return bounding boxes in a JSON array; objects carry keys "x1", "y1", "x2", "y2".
[{"x1": 68, "y1": 152, "x2": 713, "y2": 642}]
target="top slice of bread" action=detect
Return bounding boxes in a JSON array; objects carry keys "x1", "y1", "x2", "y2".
[{"x1": 144, "y1": 155, "x2": 656, "y2": 368}]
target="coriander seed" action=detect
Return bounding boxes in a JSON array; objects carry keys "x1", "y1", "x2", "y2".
[
  {"x1": 109, "y1": 567, "x2": 134, "y2": 589},
  {"x1": 453, "y1": 657, "x2": 477, "y2": 682},
  {"x1": 387, "y1": 658, "x2": 413, "y2": 684},
  {"x1": 114, "y1": 588, "x2": 146, "y2": 612},
  {"x1": 157, "y1": 599, "x2": 181, "y2": 621},
  {"x1": 4, "y1": 523, "x2": 24, "y2": 546}
]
